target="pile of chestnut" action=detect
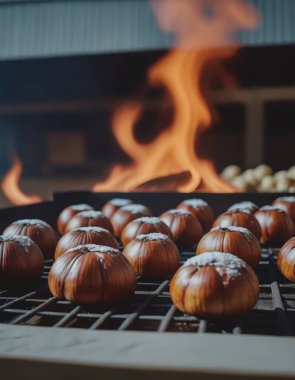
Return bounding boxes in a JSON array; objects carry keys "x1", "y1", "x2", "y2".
[{"x1": 1, "y1": 195, "x2": 295, "y2": 321}]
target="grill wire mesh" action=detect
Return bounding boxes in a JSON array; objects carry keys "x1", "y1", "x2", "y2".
[{"x1": 0, "y1": 247, "x2": 294, "y2": 335}]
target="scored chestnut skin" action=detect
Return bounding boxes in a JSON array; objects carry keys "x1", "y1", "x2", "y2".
[
  {"x1": 3, "y1": 219, "x2": 58, "y2": 260},
  {"x1": 196, "y1": 226, "x2": 261, "y2": 269},
  {"x1": 65, "y1": 210, "x2": 114, "y2": 234},
  {"x1": 121, "y1": 216, "x2": 173, "y2": 246},
  {"x1": 123, "y1": 233, "x2": 180, "y2": 279},
  {"x1": 228, "y1": 201, "x2": 259, "y2": 214},
  {"x1": 212, "y1": 209, "x2": 261, "y2": 241},
  {"x1": 54, "y1": 226, "x2": 118, "y2": 260},
  {"x1": 278, "y1": 237, "x2": 295, "y2": 282},
  {"x1": 101, "y1": 198, "x2": 132, "y2": 219},
  {"x1": 170, "y1": 252, "x2": 259, "y2": 319},
  {"x1": 57, "y1": 204, "x2": 94, "y2": 235},
  {"x1": 255, "y1": 206, "x2": 294, "y2": 246},
  {"x1": 111, "y1": 204, "x2": 152, "y2": 238},
  {"x1": 273, "y1": 196, "x2": 295, "y2": 225},
  {"x1": 160, "y1": 209, "x2": 203, "y2": 250},
  {"x1": 49, "y1": 244, "x2": 137, "y2": 304},
  {"x1": 0, "y1": 235, "x2": 44, "y2": 287},
  {"x1": 176, "y1": 198, "x2": 214, "y2": 233}
]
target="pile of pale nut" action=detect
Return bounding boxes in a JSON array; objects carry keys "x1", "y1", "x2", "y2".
[{"x1": 220, "y1": 164, "x2": 295, "y2": 192}]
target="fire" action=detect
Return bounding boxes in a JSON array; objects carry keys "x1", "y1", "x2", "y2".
[
  {"x1": 94, "y1": 0, "x2": 259, "y2": 192},
  {"x1": 1, "y1": 155, "x2": 42, "y2": 205}
]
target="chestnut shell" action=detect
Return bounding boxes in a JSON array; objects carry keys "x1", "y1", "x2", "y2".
[
  {"x1": 49, "y1": 244, "x2": 137, "y2": 304},
  {"x1": 278, "y1": 237, "x2": 295, "y2": 282},
  {"x1": 160, "y1": 209, "x2": 203, "y2": 249},
  {"x1": 121, "y1": 216, "x2": 173, "y2": 246},
  {"x1": 55, "y1": 226, "x2": 119, "y2": 260},
  {"x1": 196, "y1": 226, "x2": 261, "y2": 268},
  {"x1": 170, "y1": 252, "x2": 259, "y2": 319},
  {"x1": 176, "y1": 199, "x2": 214, "y2": 232},
  {"x1": 255, "y1": 206, "x2": 294, "y2": 246},
  {"x1": 123, "y1": 233, "x2": 180, "y2": 278},
  {"x1": 111, "y1": 204, "x2": 152, "y2": 237},
  {"x1": 57, "y1": 204, "x2": 94, "y2": 234},
  {"x1": 273, "y1": 196, "x2": 295, "y2": 225},
  {"x1": 212, "y1": 210, "x2": 261, "y2": 240},
  {"x1": 65, "y1": 210, "x2": 114, "y2": 234},
  {"x1": 0, "y1": 235, "x2": 44, "y2": 287},
  {"x1": 101, "y1": 198, "x2": 132, "y2": 219},
  {"x1": 3, "y1": 219, "x2": 58, "y2": 260}
]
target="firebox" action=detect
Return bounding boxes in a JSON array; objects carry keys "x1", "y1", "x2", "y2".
[{"x1": 0, "y1": 0, "x2": 294, "y2": 204}]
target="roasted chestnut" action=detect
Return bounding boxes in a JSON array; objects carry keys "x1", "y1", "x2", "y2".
[
  {"x1": 3, "y1": 219, "x2": 58, "y2": 260},
  {"x1": 176, "y1": 198, "x2": 214, "y2": 232},
  {"x1": 170, "y1": 252, "x2": 259, "y2": 319},
  {"x1": 255, "y1": 206, "x2": 294, "y2": 246},
  {"x1": 278, "y1": 237, "x2": 295, "y2": 282},
  {"x1": 227, "y1": 201, "x2": 259, "y2": 214},
  {"x1": 101, "y1": 198, "x2": 132, "y2": 219},
  {"x1": 160, "y1": 209, "x2": 203, "y2": 249},
  {"x1": 49, "y1": 244, "x2": 137, "y2": 304},
  {"x1": 121, "y1": 216, "x2": 173, "y2": 246},
  {"x1": 273, "y1": 196, "x2": 295, "y2": 225},
  {"x1": 212, "y1": 209, "x2": 261, "y2": 240},
  {"x1": 196, "y1": 226, "x2": 261, "y2": 268},
  {"x1": 122, "y1": 233, "x2": 180, "y2": 278},
  {"x1": 111, "y1": 204, "x2": 152, "y2": 237},
  {"x1": 0, "y1": 235, "x2": 44, "y2": 287},
  {"x1": 65, "y1": 210, "x2": 114, "y2": 234},
  {"x1": 54, "y1": 226, "x2": 119, "y2": 260},
  {"x1": 57, "y1": 204, "x2": 94, "y2": 234}
]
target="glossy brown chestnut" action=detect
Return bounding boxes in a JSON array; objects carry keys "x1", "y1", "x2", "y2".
[
  {"x1": 228, "y1": 201, "x2": 259, "y2": 214},
  {"x1": 101, "y1": 198, "x2": 132, "y2": 219},
  {"x1": 123, "y1": 233, "x2": 180, "y2": 278},
  {"x1": 273, "y1": 196, "x2": 295, "y2": 225},
  {"x1": 170, "y1": 252, "x2": 259, "y2": 319},
  {"x1": 65, "y1": 210, "x2": 114, "y2": 234},
  {"x1": 277, "y1": 237, "x2": 295, "y2": 281},
  {"x1": 121, "y1": 216, "x2": 173, "y2": 246},
  {"x1": 57, "y1": 204, "x2": 94, "y2": 234},
  {"x1": 48, "y1": 244, "x2": 137, "y2": 304},
  {"x1": 176, "y1": 198, "x2": 214, "y2": 232},
  {"x1": 3, "y1": 219, "x2": 58, "y2": 260},
  {"x1": 54, "y1": 226, "x2": 119, "y2": 260},
  {"x1": 111, "y1": 204, "x2": 152, "y2": 237},
  {"x1": 212, "y1": 209, "x2": 261, "y2": 240},
  {"x1": 0, "y1": 235, "x2": 44, "y2": 287},
  {"x1": 160, "y1": 209, "x2": 203, "y2": 249},
  {"x1": 196, "y1": 226, "x2": 261, "y2": 268},
  {"x1": 255, "y1": 206, "x2": 294, "y2": 246}
]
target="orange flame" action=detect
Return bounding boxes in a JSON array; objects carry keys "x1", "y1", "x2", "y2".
[
  {"x1": 1, "y1": 155, "x2": 42, "y2": 205},
  {"x1": 93, "y1": 0, "x2": 259, "y2": 193}
]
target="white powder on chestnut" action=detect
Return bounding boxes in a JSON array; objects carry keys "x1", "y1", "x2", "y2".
[
  {"x1": 260, "y1": 205, "x2": 284, "y2": 212},
  {"x1": 10, "y1": 219, "x2": 50, "y2": 228},
  {"x1": 186, "y1": 252, "x2": 246, "y2": 279},
  {"x1": 134, "y1": 217, "x2": 161, "y2": 224},
  {"x1": 136, "y1": 233, "x2": 170, "y2": 242},
  {"x1": 164, "y1": 209, "x2": 192, "y2": 216},
  {"x1": 276, "y1": 196, "x2": 295, "y2": 203},
  {"x1": 66, "y1": 244, "x2": 119, "y2": 254},
  {"x1": 70, "y1": 204, "x2": 93, "y2": 211},
  {"x1": 74, "y1": 226, "x2": 109, "y2": 233},
  {"x1": 0, "y1": 234, "x2": 35, "y2": 247},
  {"x1": 215, "y1": 226, "x2": 254, "y2": 242},
  {"x1": 76, "y1": 211, "x2": 104, "y2": 218},
  {"x1": 120, "y1": 204, "x2": 149, "y2": 214},
  {"x1": 228, "y1": 201, "x2": 257, "y2": 211},
  {"x1": 108, "y1": 198, "x2": 132, "y2": 206},
  {"x1": 181, "y1": 199, "x2": 208, "y2": 207}
]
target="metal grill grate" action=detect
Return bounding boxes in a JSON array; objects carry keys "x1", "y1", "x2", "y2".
[{"x1": 0, "y1": 247, "x2": 293, "y2": 336}]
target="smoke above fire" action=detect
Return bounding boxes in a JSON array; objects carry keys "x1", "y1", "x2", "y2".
[{"x1": 93, "y1": 0, "x2": 259, "y2": 192}]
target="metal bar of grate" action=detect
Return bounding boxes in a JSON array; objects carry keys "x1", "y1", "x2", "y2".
[
  {"x1": 9, "y1": 297, "x2": 56, "y2": 325},
  {"x1": 53, "y1": 305, "x2": 82, "y2": 328},
  {"x1": 157, "y1": 305, "x2": 177, "y2": 332}
]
